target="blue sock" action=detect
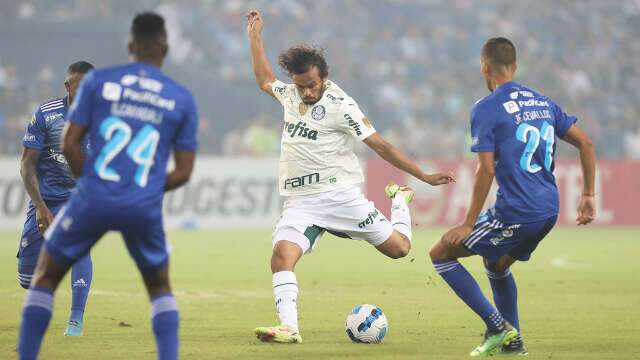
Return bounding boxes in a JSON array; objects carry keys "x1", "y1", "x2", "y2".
[
  {"x1": 433, "y1": 260, "x2": 505, "y2": 332},
  {"x1": 19, "y1": 287, "x2": 54, "y2": 360},
  {"x1": 70, "y1": 254, "x2": 93, "y2": 322},
  {"x1": 151, "y1": 293, "x2": 179, "y2": 360},
  {"x1": 487, "y1": 265, "x2": 521, "y2": 342}
]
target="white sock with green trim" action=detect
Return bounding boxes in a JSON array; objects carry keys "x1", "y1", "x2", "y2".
[
  {"x1": 273, "y1": 271, "x2": 299, "y2": 333},
  {"x1": 391, "y1": 194, "x2": 412, "y2": 242}
]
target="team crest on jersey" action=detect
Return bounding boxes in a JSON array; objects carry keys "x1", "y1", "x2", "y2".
[{"x1": 311, "y1": 105, "x2": 325, "y2": 120}]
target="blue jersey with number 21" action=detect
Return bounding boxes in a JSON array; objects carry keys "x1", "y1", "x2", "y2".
[
  {"x1": 470, "y1": 81, "x2": 576, "y2": 224},
  {"x1": 67, "y1": 62, "x2": 198, "y2": 207}
]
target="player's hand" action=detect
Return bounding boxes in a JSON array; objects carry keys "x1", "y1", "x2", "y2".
[
  {"x1": 441, "y1": 224, "x2": 473, "y2": 247},
  {"x1": 576, "y1": 194, "x2": 596, "y2": 226},
  {"x1": 35, "y1": 205, "x2": 54, "y2": 235},
  {"x1": 247, "y1": 9, "x2": 264, "y2": 35},
  {"x1": 422, "y1": 172, "x2": 456, "y2": 186}
]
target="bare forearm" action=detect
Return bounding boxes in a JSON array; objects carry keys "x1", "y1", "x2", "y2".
[
  {"x1": 20, "y1": 164, "x2": 46, "y2": 208},
  {"x1": 248, "y1": 33, "x2": 275, "y2": 88},
  {"x1": 375, "y1": 142, "x2": 424, "y2": 180},
  {"x1": 579, "y1": 143, "x2": 596, "y2": 195},
  {"x1": 463, "y1": 169, "x2": 494, "y2": 227}
]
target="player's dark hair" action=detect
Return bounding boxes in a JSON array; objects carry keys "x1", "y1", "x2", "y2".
[
  {"x1": 131, "y1": 12, "x2": 167, "y2": 40},
  {"x1": 129, "y1": 12, "x2": 168, "y2": 62},
  {"x1": 278, "y1": 45, "x2": 329, "y2": 78},
  {"x1": 482, "y1": 37, "x2": 516, "y2": 70},
  {"x1": 67, "y1": 61, "x2": 94, "y2": 74}
]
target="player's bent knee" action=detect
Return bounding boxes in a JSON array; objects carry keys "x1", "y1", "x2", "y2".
[
  {"x1": 394, "y1": 236, "x2": 411, "y2": 259},
  {"x1": 378, "y1": 234, "x2": 411, "y2": 259},
  {"x1": 429, "y1": 240, "x2": 447, "y2": 261}
]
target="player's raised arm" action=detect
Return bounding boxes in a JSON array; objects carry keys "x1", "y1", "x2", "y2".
[
  {"x1": 561, "y1": 124, "x2": 596, "y2": 225},
  {"x1": 247, "y1": 9, "x2": 277, "y2": 98},
  {"x1": 363, "y1": 133, "x2": 455, "y2": 186}
]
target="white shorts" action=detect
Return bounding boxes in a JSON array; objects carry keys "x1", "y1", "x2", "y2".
[{"x1": 272, "y1": 186, "x2": 393, "y2": 254}]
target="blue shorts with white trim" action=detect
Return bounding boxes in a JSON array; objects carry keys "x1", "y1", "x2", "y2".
[
  {"x1": 45, "y1": 194, "x2": 169, "y2": 271},
  {"x1": 462, "y1": 208, "x2": 557, "y2": 263}
]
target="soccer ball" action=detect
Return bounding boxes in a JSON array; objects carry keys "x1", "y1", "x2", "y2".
[{"x1": 345, "y1": 304, "x2": 388, "y2": 343}]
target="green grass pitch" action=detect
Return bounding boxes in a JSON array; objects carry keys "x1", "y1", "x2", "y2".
[{"x1": 0, "y1": 228, "x2": 639, "y2": 359}]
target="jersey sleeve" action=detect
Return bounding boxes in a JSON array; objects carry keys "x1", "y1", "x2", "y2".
[
  {"x1": 271, "y1": 80, "x2": 292, "y2": 106},
  {"x1": 553, "y1": 103, "x2": 578, "y2": 137},
  {"x1": 22, "y1": 110, "x2": 46, "y2": 150},
  {"x1": 470, "y1": 103, "x2": 496, "y2": 152},
  {"x1": 338, "y1": 99, "x2": 376, "y2": 141},
  {"x1": 173, "y1": 93, "x2": 199, "y2": 151},
  {"x1": 67, "y1": 70, "x2": 97, "y2": 128}
]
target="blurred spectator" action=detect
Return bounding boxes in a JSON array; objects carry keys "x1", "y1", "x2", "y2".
[{"x1": 0, "y1": 0, "x2": 637, "y2": 160}]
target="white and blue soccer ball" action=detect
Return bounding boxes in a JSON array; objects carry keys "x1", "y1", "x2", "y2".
[{"x1": 345, "y1": 304, "x2": 388, "y2": 343}]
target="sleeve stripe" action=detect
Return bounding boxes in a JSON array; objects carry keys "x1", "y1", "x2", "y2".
[
  {"x1": 40, "y1": 101, "x2": 64, "y2": 111},
  {"x1": 40, "y1": 104, "x2": 64, "y2": 112}
]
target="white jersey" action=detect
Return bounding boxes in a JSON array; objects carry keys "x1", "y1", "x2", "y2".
[{"x1": 272, "y1": 79, "x2": 376, "y2": 196}]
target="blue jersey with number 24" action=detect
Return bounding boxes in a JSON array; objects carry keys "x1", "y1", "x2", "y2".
[
  {"x1": 470, "y1": 81, "x2": 577, "y2": 224},
  {"x1": 67, "y1": 62, "x2": 198, "y2": 207}
]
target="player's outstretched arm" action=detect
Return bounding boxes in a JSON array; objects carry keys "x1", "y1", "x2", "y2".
[
  {"x1": 165, "y1": 150, "x2": 195, "y2": 192},
  {"x1": 61, "y1": 122, "x2": 87, "y2": 178},
  {"x1": 247, "y1": 9, "x2": 277, "y2": 98},
  {"x1": 363, "y1": 133, "x2": 455, "y2": 186},
  {"x1": 20, "y1": 147, "x2": 52, "y2": 234},
  {"x1": 442, "y1": 152, "x2": 495, "y2": 246},
  {"x1": 561, "y1": 124, "x2": 596, "y2": 225}
]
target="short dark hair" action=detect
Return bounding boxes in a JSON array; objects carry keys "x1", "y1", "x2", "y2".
[
  {"x1": 482, "y1": 37, "x2": 516, "y2": 69},
  {"x1": 278, "y1": 45, "x2": 328, "y2": 78},
  {"x1": 131, "y1": 12, "x2": 166, "y2": 40},
  {"x1": 67, "y1": 61, "x2": 94, "y2": 74}
]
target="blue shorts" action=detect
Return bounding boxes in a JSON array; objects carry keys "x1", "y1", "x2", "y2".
[
  {"x1": 17, "y1": 200, "x2": 67, "y2": 286},
  {"x1": 44, "y1": 194, "x2": 168, "y2": 271},
  {"x1": 462, "y1": 209, "x2": 557, "y2": 263}
]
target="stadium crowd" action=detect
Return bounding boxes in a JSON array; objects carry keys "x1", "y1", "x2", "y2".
[{"x1": 0, "y1": 0, "x2": 638, "y2": 159}]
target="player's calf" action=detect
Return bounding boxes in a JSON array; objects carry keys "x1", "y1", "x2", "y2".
[
  {"x1": 140, "y1": 265, "x2": 179, "y2": 360},
  {"x1": 270, "y1": 240, "x2": 303, "y2": 272},
  {"x1": 376, "y1": 232, "x2": 411, "y2": 259},
  {"x1": 377, "y1": 183, "x2": 414, "y2": 259},
  {"x1": 31, "y1": 248, "x2": 69, "y2": 291}
]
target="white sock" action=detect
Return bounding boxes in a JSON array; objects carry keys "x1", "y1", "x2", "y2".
[
  {"x1": 272, "y1": 271, "x2": 299, "y2": 332},
  {"x1": 391, "y1": 194, "x2": 412, "y2": 242}
]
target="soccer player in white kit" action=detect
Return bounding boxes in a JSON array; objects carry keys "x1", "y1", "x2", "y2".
[{"x1": 247, "y1": 9, "x2": 455, "y2": 343}]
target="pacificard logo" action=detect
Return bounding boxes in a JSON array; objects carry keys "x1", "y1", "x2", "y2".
[{"x1": 283, "y1": 121, "x2": 318, "y2": 140}]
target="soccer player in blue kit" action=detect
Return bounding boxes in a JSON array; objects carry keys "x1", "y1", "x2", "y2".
[
  {"x1": 18, "y1": 12, "x2": 197, "y2": 360},
  {"x1": 19, "y1": 61, "x2": 94, "y2": 337},
  {"x1": 430, "y1": 38, "x2": 596, "y2": 357}
]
